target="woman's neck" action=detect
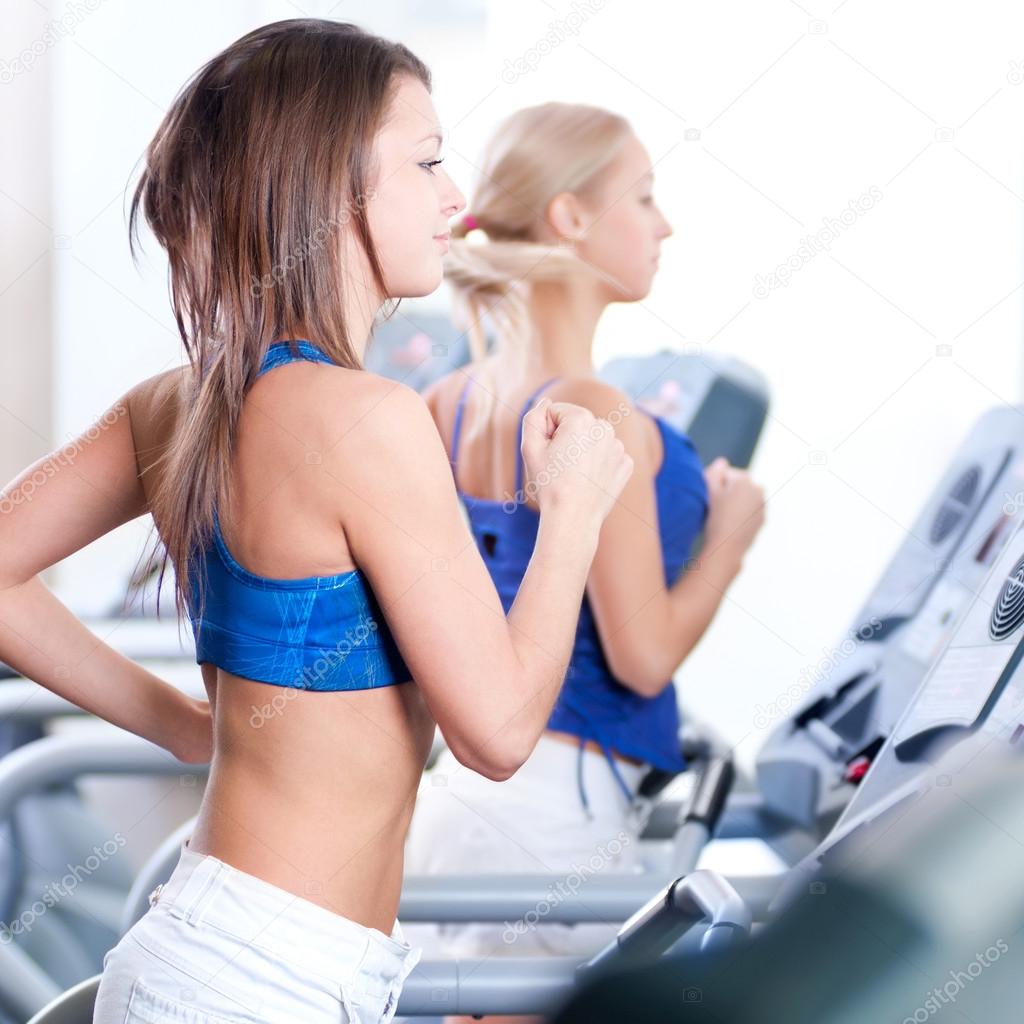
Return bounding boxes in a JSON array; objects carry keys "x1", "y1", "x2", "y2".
[
  {"x1": 516, "y1": 278, "x2": 606, "y2": 378},
  {"x1": 281, "y1": 291, "x2": 380, "y2": 363}
]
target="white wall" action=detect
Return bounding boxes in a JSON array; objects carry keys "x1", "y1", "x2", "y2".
[
  {"x1": 0, "y1": 1, "x2": 55, "y2": 584},
  {"x1": 468, "y1": 0, "x2": 1024, "y2": 767},
  {"x1": 30, "y1": 0, "x2": 1024, "y2": 766},
  {"x1": 46, "y1": 0, "x2": 486, "y2": 614}
]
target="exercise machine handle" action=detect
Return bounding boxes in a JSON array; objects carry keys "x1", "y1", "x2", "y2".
[
  {"x1": 580, "y1": 868, "x2": 752, "y2": 973},
  {"x1": 671, "y1": 756, "x2": 735, "y2": 874},
  {"x1": 680, "y1": 755, "x2": 735, "y2": 832}
]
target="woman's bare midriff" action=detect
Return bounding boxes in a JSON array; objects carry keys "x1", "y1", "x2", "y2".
[
  {"x1": 188, "y1": 665, "x2": 436, "y2": 936},
  {"x1": 544, "y1": 728, "x2": 644, "y2": 767}
]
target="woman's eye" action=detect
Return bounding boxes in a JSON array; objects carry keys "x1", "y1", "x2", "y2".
[{"x1": 420, "y1": 158, "x2": 445, "y2": 175}]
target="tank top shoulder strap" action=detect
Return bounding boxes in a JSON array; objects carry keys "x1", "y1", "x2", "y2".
[
  {"x1": 514, "y1": 377, "x2": 561, "y2": 497},
  {"x1": 449, "y1": 375, "x2": 475, "y2": 488},
  {"x1": 257, "y1": 339, "x2": 334, "y2": 378},
  {"x1": 203, "y1": 341, "x2": 332, "y2": 544}
]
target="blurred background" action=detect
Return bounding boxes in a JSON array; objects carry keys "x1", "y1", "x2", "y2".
[{"x1": 3, "y1": 0, "x2": 1024, "y2": 774}]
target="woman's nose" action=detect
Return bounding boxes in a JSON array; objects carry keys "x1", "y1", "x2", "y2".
[{"x1": 444, "y1": 175, "x2": 467, "y2": 218}]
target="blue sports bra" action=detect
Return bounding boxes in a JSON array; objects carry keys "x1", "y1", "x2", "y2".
[
  {"x1": 449, "y1": 373, "x2": 709, "y2": 801},
  {"x1": 185, "y1": 340, "x2": 411, "y2": 691}
]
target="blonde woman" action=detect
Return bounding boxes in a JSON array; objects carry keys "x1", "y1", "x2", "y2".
[
  {"x1": 406, "y1": 104, "x2": 765, "y2": 1017},
  {"x1": 0, "y1": 24, "x2": 633, "y2": 1024}
]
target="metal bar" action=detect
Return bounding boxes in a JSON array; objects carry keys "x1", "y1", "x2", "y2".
[{"x1": 0, "y1": 733, "x2": 207, "y2": 823}]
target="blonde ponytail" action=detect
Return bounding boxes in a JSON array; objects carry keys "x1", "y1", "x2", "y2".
[{"x1": 443, "y1": 102, "x2": 632, "y2": 369}]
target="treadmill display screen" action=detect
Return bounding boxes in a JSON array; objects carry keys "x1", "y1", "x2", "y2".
[
  {"x1": 896, "y1": 510, "x2": 1018, "y2": 668},
  {"x1": 894, "y1": 525, "x2": 1024, "y2": 747},
  {"x1": 897, "y1": 578, "x2": 975, "y2": 667}
]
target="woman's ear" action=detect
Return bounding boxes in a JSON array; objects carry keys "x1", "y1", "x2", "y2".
[{"x1": 545, "y1": 192, "x2": 585, "y2": 243}]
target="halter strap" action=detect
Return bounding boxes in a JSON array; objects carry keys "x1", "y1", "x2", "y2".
[
  {"x1": 210, "y1": 341, "x2": 333, "y2": 534},
  {"x1": 257, "y1": 339, "x2": 334, "y2": 378},
  {"x1": 449, "y1": 375, "x2": 475, "y2": 487},
  {"x1": 450, "y1": 375, "x2": 560, "y2": 497}
]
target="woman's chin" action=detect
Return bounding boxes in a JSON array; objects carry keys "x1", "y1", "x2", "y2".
[
  {"x1": 611, "y1": 281, "x2": 652, "y2": 304},
  {"x1": 393, "y1": 269, "x2": 444, "y2": 300}
]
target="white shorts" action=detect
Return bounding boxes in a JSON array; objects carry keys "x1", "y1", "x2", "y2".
[
  {"x1": 403, "y1": 734, "x2": 648, "y2": 959},
  {"x1": 93, "y1": 839, "x2": 422, "y2": 1024}
]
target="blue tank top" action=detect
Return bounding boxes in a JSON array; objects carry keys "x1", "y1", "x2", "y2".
[
  {"x1": 185, "y1": 340, "x2": 412, "y2": 691},
  {"x1": 450, "y1": 374, "x2": 709, "y2": 800}
]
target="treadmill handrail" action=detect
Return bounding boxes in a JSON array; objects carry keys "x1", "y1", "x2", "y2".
[
  {"x1": 0, "y1": 678, "x2": 207, "y2": 724},
  {"x1": 0, "y1": 732, "x2": 207, "y2": 823},
  {"x1": 0, "y1": 680, "x2": 97, "y2": 722},
  {"x1": 581, "y1": 868, "x2": 752, "y2": 973},
  {"x1": 124, "y1": 812, "x2": 782, "y2": 930}
]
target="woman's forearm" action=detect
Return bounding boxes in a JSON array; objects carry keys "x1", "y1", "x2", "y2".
[
  {"x1": 657, "y1": 540, "x2": 744, "y2": 686},
  {"x1": 501, "y1": 507, "x2": 601, "y2": 757},
  {"x1": 0, "y1": 576, "x2": 209, "y2": 761}
]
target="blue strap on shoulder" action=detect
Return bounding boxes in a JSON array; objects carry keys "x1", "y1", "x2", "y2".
[
  {"x1": 257, "y1": 339, "x2": 334, "y2": 378},
  {"x1": 450, "y1": 375, "x2": 474, "y2": 486},
  {"x1": 209, "y1": 340, "x2": 335, "y2": 537}
]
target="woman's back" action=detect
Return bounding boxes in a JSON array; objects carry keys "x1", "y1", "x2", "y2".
[
  {"x1": 427, "y1": 357, "x2": 664, "y2": 512},
  {"x1": 129, "y1": 348, "x2": 436, "y2": 935},
  {"x1": 426, "y1": 356, "x2": 711, "y2": 779}
]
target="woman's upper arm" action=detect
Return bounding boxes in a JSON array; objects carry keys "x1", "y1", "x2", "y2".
[
  {"x1": 0, "y1": 384, "x2": 149, "y2": 589},
  {"x1": 557, "y1": 381, "x2": 672, "y2": 695},
  {"x1": 332, "y1": 379, "x2": 518, "y2": 768}
]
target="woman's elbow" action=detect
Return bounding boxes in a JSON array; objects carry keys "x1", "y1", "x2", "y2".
[
  {"x1": 474, "y1": 758, "x2": 521, "y2": 782},
  {"x1": 447, "y1": 736, "x2": 525, "y2": 782},
  {"x1": 608, "y1": 650, "x2": 673, "y2": 699}
]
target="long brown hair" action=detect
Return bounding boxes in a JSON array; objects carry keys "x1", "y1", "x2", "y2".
[{"x1": 128, "y1": 18, "x2": 430, "y2": 629}]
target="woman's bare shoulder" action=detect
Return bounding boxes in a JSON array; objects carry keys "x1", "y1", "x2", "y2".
[
  {"x1": 542, "y1": 376, "x2": 634, "y2": 415},
  {"x1": 543, "y1": 376, "x2": 661, "y2": 470},
  {"x1": 123, "y1": 365, "x2": 190, "y2": 439},
  {"x1": 420, "y1": 363, "x2": 487, "y2": 441},
  {"x1": 420, "y1": 365, "x2": 479, "y2": 406}
]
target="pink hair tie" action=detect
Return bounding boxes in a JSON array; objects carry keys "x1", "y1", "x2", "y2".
[{"x1": 461, "y1": 213, "x2": 479, "y2": 232}]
